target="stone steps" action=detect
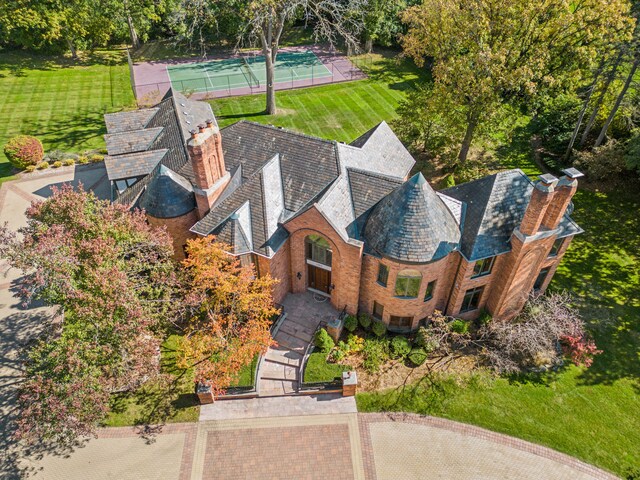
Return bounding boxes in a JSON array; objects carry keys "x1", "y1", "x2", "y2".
[
  {"x1": 278, "y1": 320, "x2": 316, "y2": 343},
  {"x1": 260, "y1": 360, "x2": 298, "y2": 381},
  {"x1": 258, "y1": 378, "x2": 299, "y2": 397},
  {"x1": 263, "y1": 348, "x2": 303, "y2": 367}
]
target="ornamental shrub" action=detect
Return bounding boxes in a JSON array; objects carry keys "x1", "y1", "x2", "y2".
[
  {"x1": 90, "y1": 154, "x2": 104, "y2": 163},
  {"x1": 78, "y1": 156, "x2": 89, "y2": 164},
  {"x1": 36, "y1": 161, "x2": 49, "y2": 170},
  {"x1": 372, "y1": 319, "x2": 387, "y2": 337},
  {"x1": 358, "y1": 312, "x2": 372, "y2": 330},
  {"x1": 443, "y1": 174, "x2": 455, "y2": 188},
  {"x1": 314, "y1": 328, "x2": 335, "y2": 354},
  {"x1": 63, "y1": 159, "x2": 75, "y2": 166},
  {"x1": 344, "y1": 314, "x2": 358, "y2": 332},
  {"x1": 52, "y1": 161, "x2": 63, "y2": 168},
  {"x1": 25, "y1": 165, "x2": 36, "y2": 173},
  {"x1": 408, "y1": 347, "x2": 428, "y2": 366},
  {"x1": 4, "y1": 135, "x2": 44, "y2": 169},
  {"x1": 346, "y1": 334, "x2": 365, "y2": 353},
  {"x1": 391, "y1": 335, "x2": 411, "y2": 358},
  {"x1": 362, "y1": 337, "x2": 390, "y2": 373},
  {"x1": 450, "y1": 319, "x2": 470, "y2": 334}
]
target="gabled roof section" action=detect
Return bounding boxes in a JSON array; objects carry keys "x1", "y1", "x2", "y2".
[
  {"x1": 347, "y1": 168, "x2": 403, "y2": 219},
  {"x1": 316, "y1": 174, "x2": 356, "y2": 242},
  {"x1": 364, "y1": 172, "x2": 461, "y2": 263},
  {"x1": 341, "y1": 121, "x2": 415, "y2": 179},
  {"x1": 212, "y1": 201, "x2": 253, "y2": 254},
  {"x1": 105, "y1": 127, "x2": 163, "y2": 156},
  {"x1": 220, "y1": 121, "x2": 340, "y2": 211},
  {"x1": 104, "y1": 149, "x2": 168, "y2": 181},
  {"x1": 138, "y1": 165, "x2": 195, "y2": 219},
  {"x1": 104, "y1": 108, "x2": 159, "y2": 134},
  {"x1": 442, "y1": 170, "x2": 532, "y2": 260}
]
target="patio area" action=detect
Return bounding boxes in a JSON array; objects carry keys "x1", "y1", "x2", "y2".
[{"x1": 258, "y1": 292, "x2": 340, "y2": 396}]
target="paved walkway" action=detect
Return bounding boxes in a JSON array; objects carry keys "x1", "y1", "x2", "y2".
[
  {"x1": 200, "y1": 393, "x2": 357, "y2": 421},
  {"x1": 258, "y1": 292, "x2": 339, "y2": 396}
]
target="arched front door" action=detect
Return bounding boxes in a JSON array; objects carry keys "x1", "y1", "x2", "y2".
[{"x1": 305, "y1": 234, "x2": 332, "y2": 295}]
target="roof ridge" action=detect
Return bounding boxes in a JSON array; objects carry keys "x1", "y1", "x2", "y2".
[
  {"x1": 346, "y1": 166, "x2": 404, "y2": 184},
  {"x1": 233, "y1": 120, "x2": 335, "y2": 145}
]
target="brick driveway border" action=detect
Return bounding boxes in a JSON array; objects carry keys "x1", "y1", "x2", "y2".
[{"x1": 358, "y1": 413, "x2": 618, "y2": 480}]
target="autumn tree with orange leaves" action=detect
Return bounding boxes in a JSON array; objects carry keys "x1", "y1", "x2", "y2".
[{"x1": 177, "y1": 236, "x2": 277, "y2": 395}]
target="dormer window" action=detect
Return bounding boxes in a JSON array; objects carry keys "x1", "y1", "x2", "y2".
[
  {"x1": 472, "y1": 256, "x2": 495, "y2": 278},
  {"x1": 114, "y1": 177, "x2": 139, "y2": 194}
]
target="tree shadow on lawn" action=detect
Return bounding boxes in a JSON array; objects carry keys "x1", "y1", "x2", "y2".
[
  {"x1": 551, "y1": 187, "x2": 640, "y2": 392},
  {"x1": 29, "y1": 110, "x2": 111, "y2": 154},
  {"x1": 0, "y1": 49, "x2": 127, "y2": 78},
  {"x1": 357, "y1": 48, "x2": 431, "y2": 92}
]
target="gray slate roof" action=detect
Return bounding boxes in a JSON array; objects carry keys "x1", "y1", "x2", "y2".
[
  {"x1": 104, "y1": 149, "x2": 168, "y2": 181},
  {"x1": 339, "y1": 122, "x2": 415, "y2": 179},
  {"x1": 104, "y1": 108, "x2": 158, "y2": 134},
  {"x1": 442, "y1": 169, "x2": 582, "y2": 260},
  {"x1": 138, "y1": 165, "x2": 195, "y2": 219},
  {"x1": 364, "y1": 173, "x2": 461, "y2": 263},
  {"x1": 104, "y1": 89, "x2": 213, "y2": 209},
  {"x1": 104, "y1": 127, "x2": 163, "y2": 156}
]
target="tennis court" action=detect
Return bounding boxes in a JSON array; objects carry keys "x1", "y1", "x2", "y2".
[{"x1": 167, "y1": 50, "x2": 333, "y2": 94}]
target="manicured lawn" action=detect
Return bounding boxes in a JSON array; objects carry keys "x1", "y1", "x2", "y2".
[
  {"x1": 303, "y1": 349, "x2": 350, "y2": 383},
  {"x1": 229, "y1": 355, "x2": 259, "y2": 388},
  {"x1": 0, "y1": 49, "x2": 135, "y2": 182},
  {"x1": 210, "y1": 51, "x2": 426, "y2": 143},
  {"x1": 104, "y1": 335, "x2": 199, "y2": 426}
]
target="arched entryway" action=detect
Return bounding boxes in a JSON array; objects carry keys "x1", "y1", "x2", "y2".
[{"x1": 305, "y1": 234, "x2": 333, "y2": 296}]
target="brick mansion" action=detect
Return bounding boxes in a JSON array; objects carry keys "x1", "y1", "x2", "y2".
[{"x1": 103, "y1": 90, "x2": 582, "y2": 331}]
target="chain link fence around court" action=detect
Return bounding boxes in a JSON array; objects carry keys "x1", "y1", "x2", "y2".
[{"x1": 132, "y1": 53, "x2": 373, "y2": 103}]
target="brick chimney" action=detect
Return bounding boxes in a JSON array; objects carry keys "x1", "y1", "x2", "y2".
[
  {"x1": 187, "y1": 120, "x2": 230, "y2": 219},
  {"x1": 518, "y1": 174, "x2": 558, "y2": 236},
  {"x1": 541, "y1": 168, "x2": 583, "y2": 230}
]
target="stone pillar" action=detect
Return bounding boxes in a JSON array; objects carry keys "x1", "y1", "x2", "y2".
[
  {"x1": 196, "y1": 383, "x2": 214, "y2": 404},
  {"x1": 342, "y1": 371, "x2": 357, "y2": 397},
  {"x1": 326, "y1": 317, "x2": 343, "y2": 344}
]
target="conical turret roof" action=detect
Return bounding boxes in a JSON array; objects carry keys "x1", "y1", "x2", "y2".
[
  {"x1": 139, "y1": 165, "x2": 196, "y2": 218},
  {"x1": 363, "y1": 173, "x2": 460, "y2": 263}
]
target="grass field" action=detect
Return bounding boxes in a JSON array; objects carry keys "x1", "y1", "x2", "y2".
[
  {"x1": 210, "y1": 53, "x2": 639, "y2": 476},
  {"x1": 211, "y1": 52, "x2": 425, "y2": 142},
  {"x1": 303, "y1": 350, "x2": 350, "y2": 383},
  {"x1": 104, "y1": 335, "x2": 199, "y2": 426},
  {"x1": 0, "y1": 49, "x2": 135, "y2": 181}
]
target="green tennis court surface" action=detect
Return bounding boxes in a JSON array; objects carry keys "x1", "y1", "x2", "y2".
[{"x1": 167, "y1": 50, "x2": 333, "y2": 93}]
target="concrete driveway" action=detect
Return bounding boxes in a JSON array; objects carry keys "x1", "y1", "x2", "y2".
[{"x1": 0, "y1": 166, "x2": 618, "y2": 480}]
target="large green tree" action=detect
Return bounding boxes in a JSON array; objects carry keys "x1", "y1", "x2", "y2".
[{"x1": 400, "y1": 0, "x2": 634, "y2": 164}]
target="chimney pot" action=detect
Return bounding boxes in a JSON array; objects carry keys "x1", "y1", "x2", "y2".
[
  {"x1": 206, "y1": 119, "x2": 214, "y2": 128},
  {"x1": 190, "y1": 129, "x2": 198, "y2": 140},
  {"x1": 562, "y1": 167, "x2": 584, "y2": 180},
  {"x1": 198, "y1": 124, "x2": 206, "y2": 133}
]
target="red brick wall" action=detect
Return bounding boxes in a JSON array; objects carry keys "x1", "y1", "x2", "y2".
[
  {"x1": 283, "y1": 206, "x2": 363, "y2": 315},
  {"x1": 358, "y1": 253, "x2": 457, "y2": 330},
  {"x1": 146, "y1": 209, "x2": 198, "y2": 260},
  {"x1": 254, "y1": 238, "x2": 292, "y2": 305}
]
